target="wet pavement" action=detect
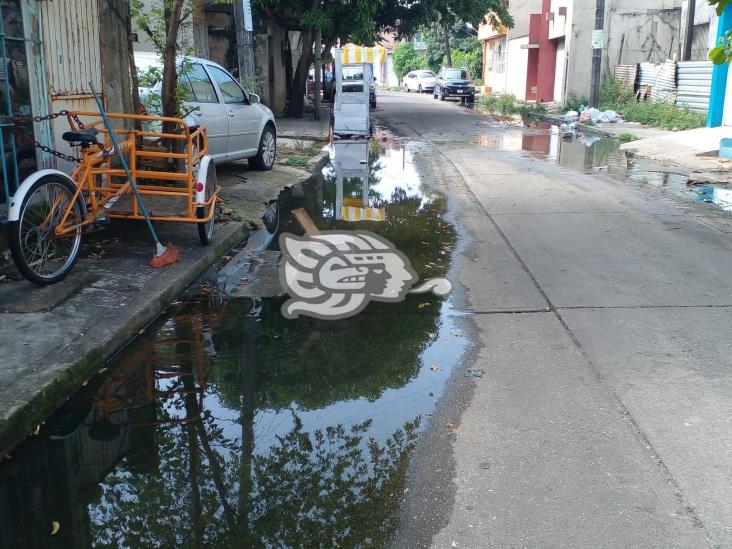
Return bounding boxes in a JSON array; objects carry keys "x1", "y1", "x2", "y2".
[{"x1": 0, "y1": 136, "x2": 467, "y2": 547}]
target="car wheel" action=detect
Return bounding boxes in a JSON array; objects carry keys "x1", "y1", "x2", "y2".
[
  {"x1": 440, "y1": 92, "x2": 446, "y2": 101},
  {"x1": 249, "y1": 124, "x2": 276, "y2": 171},
  {"x1": 418, "y1": 84, "x2": 422, "y2": 93},
  {"x1": 404, "y1": 84, "x2": 409, "y2": 93},
  {"x1": 433, "y1": 90, "x2": 438, "y2": 99}
]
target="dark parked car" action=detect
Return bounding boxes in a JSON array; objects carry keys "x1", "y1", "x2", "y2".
[{"x1": 433, "y1": 67, "x2": 475, "y2": 103}]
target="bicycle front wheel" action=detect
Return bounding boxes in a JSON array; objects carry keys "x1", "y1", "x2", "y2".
[{"x1": 9, "y1": 175, "x2": 85, "y2": 285}]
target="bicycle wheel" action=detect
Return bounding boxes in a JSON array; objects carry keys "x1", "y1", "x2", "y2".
[
  {"x1": 197, "y1": 160, "x2": 217, "y2": 245},
  {"x1": 9, "y1": 174, "x2": 85, "y2": 285}
]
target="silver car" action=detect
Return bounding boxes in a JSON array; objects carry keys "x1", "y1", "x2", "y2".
[{"x1": 136, "y1": 54, "x2": 277, "y2": 170}]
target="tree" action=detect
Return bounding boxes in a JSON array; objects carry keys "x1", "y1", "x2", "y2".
[
  {"x1": 709, "y1": 0, "x2": 732, "y2": 63},
  {"x1": 392, "y1": 43, "x2": 426, "y2": 81}
]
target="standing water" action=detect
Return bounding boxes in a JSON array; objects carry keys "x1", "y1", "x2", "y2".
[{"x1": 0, "y1": 136, "x2": 466, "y2": 547}]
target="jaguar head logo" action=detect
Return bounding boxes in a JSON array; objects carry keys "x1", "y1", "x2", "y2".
[{"x1": 279, "y1": 230, "x2": 451, "y2": 320}]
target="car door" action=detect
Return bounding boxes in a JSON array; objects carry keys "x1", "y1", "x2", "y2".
[
  {"x1": 184, "y1": 63, "x2": 229, "y2": 156},
  {"x1": 205, "y1": 64, "x2": 261, "y2": 156},
  {"x1": 405, "y1": 72, "x2": 413, "y2": 90}
]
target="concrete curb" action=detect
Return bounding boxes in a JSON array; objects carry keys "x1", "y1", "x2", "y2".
[{"x1": 0, "y1": 222, "x2": 248, "y2": 457}]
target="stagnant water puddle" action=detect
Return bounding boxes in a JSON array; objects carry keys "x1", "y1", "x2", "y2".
[
  {"x1": 478, "y1": 123, "x2": 731, "y2": 211},
  {"x1": 0, "y1": 138, "x2": 466, "y2": 547}
]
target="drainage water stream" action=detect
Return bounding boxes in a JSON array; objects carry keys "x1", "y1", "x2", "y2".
[
  {"x1": 480, "y1": 122, "x2": 732, "y2": 212},
  {"x1": 0, "y1": 138, "x2": 466, "y2": 547}
]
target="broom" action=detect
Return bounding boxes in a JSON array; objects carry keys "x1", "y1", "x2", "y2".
[{"x1": 89, "y1": 82, "x2": 180, "y2": 268}]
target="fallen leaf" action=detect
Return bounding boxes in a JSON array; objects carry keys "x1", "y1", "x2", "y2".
[
  {"x1": 81, "y1": 380, "x2": 88, "y2": 387},
  {"x1": 98, "y1": 367, "x2": 108, "y2": 374},
  {"x1": 417, "y1": 302, "x2": 431, "y2": 309},
  {"x1": 51, "y1": 521, "x2": 60, "y2": 536},
  {"x1": 138, "y1": 329, "x2": 145, "y2": 335},
  {"x1": 446, "y1": 421, "x2": 454, "y2": 429},
  {"x1": 3, "y1": 453, "x2": 11, "y2": 460}
]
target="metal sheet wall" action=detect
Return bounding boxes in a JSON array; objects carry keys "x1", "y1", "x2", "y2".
[
  {"x1": 40, "y1": 0, "x2": 102, "y2": 168},
  {"x1": 676, "y1": 60, "x2": 713, "y2": 112},
  {"x1": 650, "y1": 59, "x2": 677, "y2": 102}
]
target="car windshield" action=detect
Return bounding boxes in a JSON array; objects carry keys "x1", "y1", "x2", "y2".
[
  {"x1": 419, "y1": 71, "x2": 435, "y2": 77},
  {"x1": 342, "y1": 66, "x2": 364, "y2": 81},
  {"x1": 443, "y1": 68, "x2": 468, "y2": 79}
]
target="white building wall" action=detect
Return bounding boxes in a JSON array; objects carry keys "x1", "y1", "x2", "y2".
[{"x1": 505, "y1": 36, "x2": 529, "y2": 100}]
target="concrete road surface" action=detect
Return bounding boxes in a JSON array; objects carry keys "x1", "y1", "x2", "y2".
[{"x1": 376, "y1": 92, "x2": 731, "y2": 548}]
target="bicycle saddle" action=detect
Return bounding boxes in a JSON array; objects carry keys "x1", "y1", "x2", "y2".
[{"x1": 62, "y1": 127, "x2": 99, "y2": 146}]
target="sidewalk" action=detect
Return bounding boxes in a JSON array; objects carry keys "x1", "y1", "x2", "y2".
[
  {"x1": 276, "y1": 105, "x2": 330, "y2": 141},
  {"x1": 0, "y1": 163, "x2": 314, "y2": 456},
  {"x1": 529, "y1": 112, "x2": 669, "y2": 140},
  {"x1": 620, "y1": 126, "x2": 732, "y2": 172}
]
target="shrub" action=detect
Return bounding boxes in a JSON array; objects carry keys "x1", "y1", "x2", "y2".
[
  {"x1": 617, "y1": 132, "x2": 638, "y2": 142},
  {"x1": 478, "y1": 93, "x2": 546, "y2": 116},
  {"x1": 599, "y1": 76, "x2": 706, "y2": 130}
]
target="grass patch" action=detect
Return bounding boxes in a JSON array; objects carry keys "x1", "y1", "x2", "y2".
[
  {"x1": 478, "y1": 93, "x2": 547, "y2": 116},
  {"x1": 599, "y1": 77, "x2": 706, "y2": 130},
  {"x1": 281, "y1": 155, "x2": 310, "y2": 167},
  {"x1": 617, "y1": 132, "x2": 639, "y2": 142}
]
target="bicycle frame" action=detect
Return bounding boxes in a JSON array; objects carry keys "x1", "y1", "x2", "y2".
[{"x1": 51, "y1": 111, "x2": 219, "y2": 237}]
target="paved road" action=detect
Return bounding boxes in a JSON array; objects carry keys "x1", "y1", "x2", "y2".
[{"x1": 376, "y1": 92, "x2": 732, "y2": 548}]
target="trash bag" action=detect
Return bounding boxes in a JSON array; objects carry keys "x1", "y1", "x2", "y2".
[
  {"x1": 564, "y1": 110, "x2": 579, "y2": 122},
  {"x1": 579, "y1": 110, "x2": 592, "y2": 123}
]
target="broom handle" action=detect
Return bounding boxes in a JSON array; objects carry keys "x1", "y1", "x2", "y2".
[{"x1": 88, "y1": 82, "x2": 161, "y2": 246}]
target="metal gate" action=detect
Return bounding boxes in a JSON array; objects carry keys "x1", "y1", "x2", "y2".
[{"x1": 0, "y1": 0, "x2": 40, "y2": 207}]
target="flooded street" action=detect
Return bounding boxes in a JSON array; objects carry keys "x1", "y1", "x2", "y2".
[{"x1": 0, "y1": 136, "x2": 467, "y2": 547}]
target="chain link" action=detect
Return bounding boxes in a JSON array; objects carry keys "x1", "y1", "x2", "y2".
[{"x1": 4, "y1": 110, "x2": 87, "y2": 163}]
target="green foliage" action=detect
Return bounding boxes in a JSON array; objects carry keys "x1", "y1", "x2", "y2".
[
  {"x1": 564, "y1": 96, "x2": 589, "y2": 112},
  {"x1": 392, "y1": 43, "x2": 426, "y2": 80},
  {"x1": 478, "y1": 93, "x2": 546, "y2": 116},
  {"x1": 450, "y1": 36, "x2": 483, "y2": 79},
  {"x1": 617, "y1": 132, "x2": 639, "y2": 142},
  {"x1": 599, "y1": 77, "x2": 706, "y2": 130},
  {"x1": 282, "y1": 155, "x2": 310, "y2": 166},
  {"x1": 240, "y1": 73, "x2": 265, "y2": 97},
  {"x1": 138, "y1": 66, "x2": 162, "y2": 88}
]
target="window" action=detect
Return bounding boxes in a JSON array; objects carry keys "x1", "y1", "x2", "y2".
[
  {"x1": 492, "y1": 38, "x2": 507, "y2": 74},
  {"x1": 207, "y1": 65, "x2": 247, "y2": 104},
  {"x1": 418, "y1": 71, "x2": 435, "y2": 77},
  {"x1": 342, "y1": 66, "x2": 364, "y2": 82},
  {"x1": 187, "y1": 64, "x2": 218, "y2": 103},
  {"x1": 443, "y1": 68, "x2": 469, "y2": 79}
]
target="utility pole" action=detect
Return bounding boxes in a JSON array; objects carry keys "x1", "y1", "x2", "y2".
[
  {"x1": 589, "y1": 0, "x2": 606, "y2": 107},
  {"x1": 234, "y1": 0, "x2": 255, "y2": 82},
  {"x1": 679, "y1": 0, "x2": 696, "y2": 61},
  {"x1": 314, "y1": 29, "x2": 322, "y2": 120}
]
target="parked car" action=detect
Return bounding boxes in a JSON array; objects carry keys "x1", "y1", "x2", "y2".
[
  {"x1": 403, "y1": 70, "x2": 436, "y2": 93},
  {"x1": 135, "y1": 54, "x2": 277, "y2": 170},
  {"x1": 433, "y1": 67, "x2": 475, "y2": 103}
]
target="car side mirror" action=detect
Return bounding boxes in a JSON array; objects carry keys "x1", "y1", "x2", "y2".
[{"x1": 249, "y1": 93, "x2": 260, "y2": 104}]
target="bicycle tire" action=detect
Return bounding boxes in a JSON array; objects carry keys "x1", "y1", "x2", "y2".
[{"x1": 9, "y1": 174, "x2": 85, "y2": 285}]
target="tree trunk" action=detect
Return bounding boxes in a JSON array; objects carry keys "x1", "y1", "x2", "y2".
[
  {"x1": 284, "y1": 32, "x2": 293, "y2": 102},
  {"x1": 126, "y1": 3, "x2": 142, "y2": 130},
  {"x1": 161, "y1": 0, "x2": 185, "y2": 136},
  {"x1": 286, "y1": 28, "x2": 315, "y2": 117},
  {"x1": 443, "y1": 23, "x2": 452, "y2": 66}
]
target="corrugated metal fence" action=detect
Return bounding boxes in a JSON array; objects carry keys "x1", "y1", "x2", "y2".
[
  {"x1": 615, "y1": 60, "x2": 712, "y2": 113},
  {"x1": 676, "y1": 61, "x2": 713, "y2": 112}
]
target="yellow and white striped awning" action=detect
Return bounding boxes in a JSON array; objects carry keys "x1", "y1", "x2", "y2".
[
  {"x1": 340, "y1": 44, "x2": 386, "y2": 64},
  {"x1": 340, "y1": 206, "x2": 386, "y2": 222}
]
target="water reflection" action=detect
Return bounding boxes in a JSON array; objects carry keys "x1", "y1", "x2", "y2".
[{"x1": 0, "y1": 137, "x2": 463, "y2": 547}]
